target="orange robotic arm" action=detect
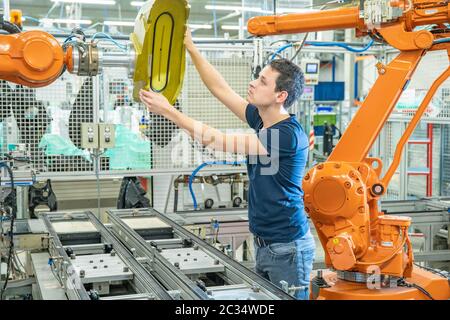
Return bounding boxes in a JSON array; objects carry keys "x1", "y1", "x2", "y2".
[
  {"x1": 0, "y1": 28, "x2": 125, "y2": 87},
  {"x1": 0, "y1": 30, "x2": 67, "y2": 88},
  {"x1": 248, "y1": 0, "x2": 450, "y2": 299},
  {"x1": 248, "y1": 1, "x2": 450, "y2": 51}
]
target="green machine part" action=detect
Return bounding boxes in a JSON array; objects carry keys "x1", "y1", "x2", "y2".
[{"x1": 132, "y1": 0, "x2": 190, "y2": 105}]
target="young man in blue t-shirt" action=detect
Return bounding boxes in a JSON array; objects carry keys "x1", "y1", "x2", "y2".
[{"x1": 139, "y1": 30, "x2": 316, "y2": 300}]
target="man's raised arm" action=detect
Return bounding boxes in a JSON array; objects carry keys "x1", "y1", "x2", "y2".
[{"x1": 185, "y1": 29, "x2": 248, "y2": 122}]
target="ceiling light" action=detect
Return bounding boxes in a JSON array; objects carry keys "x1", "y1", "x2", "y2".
[
  {"x1": 192, "y1": 37, "x2": 226, "y2": 41},
  {"x1": 50, "y1": 0, "x2": 116, "y2": 5},
  {"x1": 205, "y1": 5, "x2": 269, "y2": 13},
  {"x1": 104, "y1": 20, "x2": 135, "y2": 26},
  {"x1": 130, "y1": 1, "x2": 145, "y2": 6},
  {"x1": 103, "y1": 21, "x2": 212, "y2": 29},
  {"x1": 205, "y1": 5, "x2": 317, "y2": 14},
  {"x1": 221, "y1": 25, "x2": 246, "y2": 31},
  {"x1": 188, "y1": 24, "x2": 212, "y2": 30},
  {"x1": 41, "y1": 18, "x2": 92, "y2": 25}
]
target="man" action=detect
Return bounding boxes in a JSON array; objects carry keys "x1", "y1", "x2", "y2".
[{"x1": 139, "y1": 30, "x2": 316, "y2": 300}]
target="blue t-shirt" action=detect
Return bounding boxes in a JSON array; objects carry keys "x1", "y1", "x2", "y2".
[{"x1": 245, "y1": 104, "x2": 310, "y2": 243}]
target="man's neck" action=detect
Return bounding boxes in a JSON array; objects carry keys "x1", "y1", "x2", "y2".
[{"x1": 259, "y1": 104, "x2": 290, "y2": 129}]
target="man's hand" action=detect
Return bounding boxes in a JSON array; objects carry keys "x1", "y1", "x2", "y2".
[
  {"x1": 139, "y1": 89, "x2": 173, "y2": 117},
  {"x1": 184, "y1": 27, "x2": 195, "y2": 52}
]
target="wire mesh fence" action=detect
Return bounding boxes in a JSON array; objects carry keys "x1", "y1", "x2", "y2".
[
  {"x1": 4, "y1": 39, "x2": 449, "y2": 199},
  {"x1": 0, "y1": 44, "x2": 255, "y2": 179}
]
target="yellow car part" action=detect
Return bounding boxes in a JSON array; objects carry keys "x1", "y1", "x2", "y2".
[{"x1": 131, "y1": 0, "x2": 190, "y2": 105}]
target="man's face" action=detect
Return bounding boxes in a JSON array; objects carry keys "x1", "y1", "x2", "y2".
[{"x1": 246, "y1": 66, "x2": 286, "y2": 109}]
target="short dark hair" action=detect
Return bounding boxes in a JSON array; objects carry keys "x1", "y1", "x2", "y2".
[{"x1": 269, "y1": 59, "x2": 305, "y2": 109}]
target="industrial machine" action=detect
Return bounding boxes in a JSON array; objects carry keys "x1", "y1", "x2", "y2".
[
  {"x1": 0, "y1": 209, "x2": 294, "y2": 300},
  {"x1": 248, "y1": 0, "x2": 450, "y2": 299},
  {"x1": 0, "y1": 0, "x2": 188, "y2": 99},
  {"x1": 106, "y1": 208, "x2": 293, "y2": 300},
  {"x1": 0, "y1": 0, "x2": 192, "y2": 300},
  {"x1": 2, "y1": 0, "x2": 450, "y2": 301},
  {"x1": 173, "y1": 173, "x2": 248, "y2": 212},
  {"x1": 0, "y1": 25, "x2": 133, "y2": 87},
  {"x1": 38, "y1": 211, "x2": 173, "y2": 300}
]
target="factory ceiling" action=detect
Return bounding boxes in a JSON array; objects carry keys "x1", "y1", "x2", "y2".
[{"x1": 7, "y1": 0, "x2": 316, "y2": 38}]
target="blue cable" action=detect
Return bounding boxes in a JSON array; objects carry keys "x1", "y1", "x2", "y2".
[
  {"x1": 2, "y1": 181, "x2": 34, "y2": 186},
  {"x1": 62, "y1": 40, "x2": 80, "y2": 47},
  {"x1": 64, "y1": 35, "x2": 78, "y2": 44},
  {"x1": 188, "y1": 160, "x2": 247, "y2": 210},
  {"x1": 22, "y1": 16, "x2": 41, "y2": 23},
  {"x1": 433, "y1": 37, "x2": 450, "y2": 44},
  {"x1": 269, "y1": 39, "x2": 374, "y2": 62},
  {"x1": 90, "y1": 32, "x2": 127, "y2": 51},
  {"x1": 270, "y1": 43, "x2": 293, "y2": 61},
  {"x1": 304, "y1": 39, "x2": 375, "y2": 53}
]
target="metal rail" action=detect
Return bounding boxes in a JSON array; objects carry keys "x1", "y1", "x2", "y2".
[
  {"x1": 39, "y1": 211, "x2": 173, "y2": 300},
  {"x1": 107, "y1": 208, "x2": 294, "y2": 300}
]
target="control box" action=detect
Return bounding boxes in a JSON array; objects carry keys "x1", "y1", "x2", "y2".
[
  {"x1": 301, "y1": 85, "x2": 315, "y2": 101},
  {"x1": 81, "y1": 123, "x2": 115, "y2": 149},
  {"x1": 300, "y1": 58, "x2": 320, "y2": 85},
  {"x1": 99, "y1": 123, "x2": 115, "y2": 149},
  {"x1": 81, "y1": 123, "x2": 99, "y2": 149}
]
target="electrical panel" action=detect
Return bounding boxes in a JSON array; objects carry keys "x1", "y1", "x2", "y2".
[
  {"x1": 301, "y1": 85, "x2": 315, "y2": 101},
  {"x1": 81, "y1": 123, "x2": 115, "y2": 149},
  {"x1": 300, "y1": 58, "x2": 320, "y2": 85},
  {"x1": 81, "y1": 123, "x2": 99, "y2": 149},
  {"x1": 99, "y1": 123, "x2": 115, "y2": 149}
]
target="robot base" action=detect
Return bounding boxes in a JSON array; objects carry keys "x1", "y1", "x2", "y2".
[{"x1": 311, "y1": 267, "x2": 450, "y2": 300}]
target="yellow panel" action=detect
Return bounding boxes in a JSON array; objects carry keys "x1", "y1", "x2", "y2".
[
  {"x1": 151, "y1": 13, "x2": 173, "y2": 92},
  {"x1": 132, "y1": 0, "x2": 190, "y2": 105}
]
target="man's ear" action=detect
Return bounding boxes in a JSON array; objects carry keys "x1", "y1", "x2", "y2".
[{"x1": 276, "y1": 91, "x2": 288, "y2": 104}]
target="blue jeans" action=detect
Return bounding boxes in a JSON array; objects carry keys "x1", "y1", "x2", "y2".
[{"x1": 254, "y1": 230, "x2": 316, "y2": 300}]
